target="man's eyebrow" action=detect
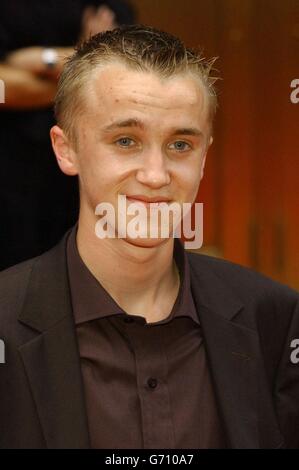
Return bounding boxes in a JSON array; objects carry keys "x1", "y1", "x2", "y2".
[
  {"x1": 172, "y1": 128, "x2": 203, "y2": 137},
  {"x1": 102, "y1": 118, "x2": 145, "y2": 133},
  {"x1": 102, "y1": 118, "x2": 203, "y2": 137}
]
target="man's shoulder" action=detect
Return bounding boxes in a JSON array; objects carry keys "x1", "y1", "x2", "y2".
[
  {"x1": 0, "y1": 257, "x2": 39, "y2": 326},
  {"x1": 0, "y1": 232, "x2": 68, "y2": 328},
  {"x1": 0, "y1": 230, "x2": 71, "y2": 347},
  {"x1": 0, "y1": 257, "x2": 37, "y2": 296},
  {"x1": 187, "y1": 251, "x2": 299, "y2": 304},
  {"x1": 0, "y1": 230, "x2": 70, "y2": 302}
]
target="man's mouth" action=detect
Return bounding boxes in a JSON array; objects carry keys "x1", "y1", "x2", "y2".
[{"x1": 126, "y1": 195, "x2": 172, "y2": 207}]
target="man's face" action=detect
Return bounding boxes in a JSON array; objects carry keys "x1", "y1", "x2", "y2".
[{"x1": 59, "y1": 62, "x2": 212, "y2": 247}]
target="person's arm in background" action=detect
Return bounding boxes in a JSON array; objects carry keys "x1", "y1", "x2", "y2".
[
  {"x1": 0, "y1": 64, "x2": 57, "y2": 109},
  {"x1": 0, "y1": 47, "x2": 72, "y2": 109},
  {"x1": 0, "y1": 4, "x2": 116, "y2": 110},
  {"x1": 0, "y1": 47, "x2": 73, "y2": 109}
]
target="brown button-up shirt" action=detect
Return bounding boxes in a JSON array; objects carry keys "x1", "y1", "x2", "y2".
[{"x1": 66, "y1": 226, "x2": 226, "y2": 448}]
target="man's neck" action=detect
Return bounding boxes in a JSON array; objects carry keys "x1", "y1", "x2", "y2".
[{"x1": 76, "y1": 218, "x2": 180, "y2": 324}]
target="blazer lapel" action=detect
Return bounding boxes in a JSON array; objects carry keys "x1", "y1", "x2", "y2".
[
  {"x1": 18, "y1": 232, "x2": 90, "y2": 449},
  {"x1": 188, "y1": 254, "x2": 283, "y2": 449}
]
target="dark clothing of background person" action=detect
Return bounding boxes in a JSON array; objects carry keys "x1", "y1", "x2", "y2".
[
  {"x1": 0, "y1": 0, "x2": 82, "y2": 270},
  {"x1": 0, "y1": 0, "x2": 136, "y2": 271}
]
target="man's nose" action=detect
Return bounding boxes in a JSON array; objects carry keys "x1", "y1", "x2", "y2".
[{"x1": 135, "y1": 150, "x2": 171, "y2": 188}]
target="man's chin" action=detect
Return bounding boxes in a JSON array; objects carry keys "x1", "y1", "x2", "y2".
[{"x1": 123, "y1": 236, "x2": 172, "y2": 249}]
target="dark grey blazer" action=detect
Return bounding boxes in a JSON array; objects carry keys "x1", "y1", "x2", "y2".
[{"x1": 0, "y1": 230, "x2": 298, "y2": 449}]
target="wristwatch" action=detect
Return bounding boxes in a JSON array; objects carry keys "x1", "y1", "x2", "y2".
[{"x1": 41, "y1": 48, "x2": 58, "y2": 69}]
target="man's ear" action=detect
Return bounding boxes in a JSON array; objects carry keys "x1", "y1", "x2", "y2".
[
  {"x1": 200, "y1": 135, "x2": 213, "y2": 180},
  {"x1": 50, "y1": 125, "x2": 79, "y2": 176}
]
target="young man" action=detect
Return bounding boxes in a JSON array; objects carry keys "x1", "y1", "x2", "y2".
[{"x1": 0, "y1": 25, "x2": 298, "y2": 449}]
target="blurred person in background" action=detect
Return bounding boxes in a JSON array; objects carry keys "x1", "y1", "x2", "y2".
[{"x1": 0, "y1": 0, "x2": 136, "y2": 270}]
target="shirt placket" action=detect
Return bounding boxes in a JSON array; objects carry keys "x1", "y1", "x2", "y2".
[{"x1": 123, "y1": 320, "x2": 176, "y2": 449}]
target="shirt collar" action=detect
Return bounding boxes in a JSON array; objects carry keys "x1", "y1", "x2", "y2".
[{"x1": 66, "y1": 225, "x2": 200, "y2": 326}]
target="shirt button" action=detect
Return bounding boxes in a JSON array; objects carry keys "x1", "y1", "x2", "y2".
[
  {"x1": 147, "y1": 377, "x2": 158, "y2": 389},
  {"x1": 123, "y1": 316, "x2": 134, "y2": 323}
]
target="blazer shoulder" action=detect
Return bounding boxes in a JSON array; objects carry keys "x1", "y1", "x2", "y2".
[
  {"x1": 0, "y1": 257, "x2": 36, "y2": 293},
  {"x1": 0, "y1": 229, "x2": 69, "y2": 310},
  {"x1": 0, "y1": 257, "x2": 38, "y2": 327},
  {"x1": 187, "y1": 251, "x2": 299, "y2": 304}
]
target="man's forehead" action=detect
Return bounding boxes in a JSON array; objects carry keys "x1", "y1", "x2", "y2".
[
  {"x1": 74, "y1": 62, "x2": 212, "y2": 139},
  {"x1": 88, "y1": 62, "x2": 207, "y2": 109}
]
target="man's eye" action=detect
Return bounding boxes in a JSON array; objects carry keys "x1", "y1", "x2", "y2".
[
  {"x1": 169, "y1": 141, "x2": 191, "y2": 151},
  {"x1": 116, "y1": 137, "x2": 135, "y2": 147}
]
